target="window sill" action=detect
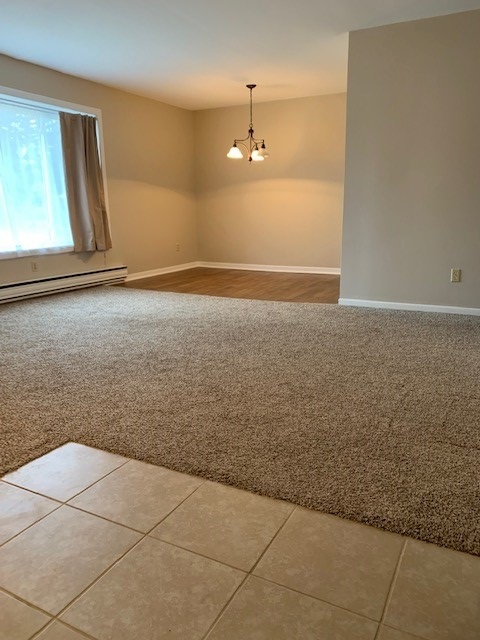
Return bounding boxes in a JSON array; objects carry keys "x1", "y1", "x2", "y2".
[{"x1": 0, "y1": 246, "x2": 74, "y2": 261}]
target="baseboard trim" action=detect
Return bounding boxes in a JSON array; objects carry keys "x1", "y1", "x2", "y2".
[
  {"x1": 339, "y1": 298, "x2": 480, "y2": 316},
  {"x1": 198, "y1": 262, "x2": 341, "y2": 275},
  {"x1": 126, "y1": 261, "x2": 341, "y2": 281},
  {"x1": 125, "y1": 262, "x2": 201, "y2": 281},
  {"x1": 0, "y1": 267, "x2": 128, "y2": 304}
]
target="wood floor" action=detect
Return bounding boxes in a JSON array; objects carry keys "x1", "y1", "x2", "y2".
[{"x1": 121, "y1": 268, "x2": 340, "y2": 303}]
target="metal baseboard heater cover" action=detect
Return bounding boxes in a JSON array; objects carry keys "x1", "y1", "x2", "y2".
[{"x1": 0, "y1": 266, "x2": 128, "y2": 303}]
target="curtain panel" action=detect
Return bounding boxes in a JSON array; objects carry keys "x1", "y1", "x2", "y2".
[{"x1": 60, "y1": 113, "x2": 112, "y2": 252}]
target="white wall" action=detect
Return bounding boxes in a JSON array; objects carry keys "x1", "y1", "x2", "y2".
[{"x1": 341, "y1": 10, "x2": 480, "y2": 309}]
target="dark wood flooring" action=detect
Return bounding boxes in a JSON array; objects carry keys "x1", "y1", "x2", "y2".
[{"x1": 121, "y1": 268, "x2": 340, "y2": 303}]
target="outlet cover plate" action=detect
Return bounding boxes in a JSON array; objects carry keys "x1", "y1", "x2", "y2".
[{"x1": 450, "y1": 268, "x2": 461, "y2": 283}]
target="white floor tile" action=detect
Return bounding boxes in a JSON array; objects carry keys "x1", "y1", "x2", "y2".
[{"x1": 3, "y1": 443, "x2": 127, "y2": 501}]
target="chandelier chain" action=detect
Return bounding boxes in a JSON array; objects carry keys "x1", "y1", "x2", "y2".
[{"x1": 249, "y1": 86, "x2": 253, "y2": 131}]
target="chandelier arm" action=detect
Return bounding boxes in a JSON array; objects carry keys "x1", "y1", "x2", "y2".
[
  {"x1": 233, "y1": 141, "x2": 250, "y2": 153},
  {"x1": 234, "y1": 135, "x2": 251, "y2": 144}
]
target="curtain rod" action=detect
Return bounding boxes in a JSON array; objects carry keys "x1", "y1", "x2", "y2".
[{"x1": 0, "y1": 95, "x2": 95, "y2": 118}]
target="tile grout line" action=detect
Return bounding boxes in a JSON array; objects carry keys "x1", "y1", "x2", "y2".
[
  {"x1": 249, "y1": 504, "x2": 297, "y2": 575},
  {"x1": 373, "y1": 537, "x2": 408, "y2": 640},
  {"x1": 378, "y1": 623, "x2": 429, "y2": 640},
  {"x1": 26, "y1": 618, "x2": 53, "y2": 640},
  {"x1": 142, "y1": 478, "x2": 207, "y2": 533},
  {"x1": 245, "y1": 504, "x2": 399, "y2": 627},
  {"x1": 249, "y1": 574, "x2": 381, "y2": 625},
  {"x1": 1, "y1": 453, "x2": 130, "y2": 504},
  {"x1": 1, "y1": 456, "x2": 208, "y2": 638},
  {"x1": 0, "y1": 479, "x2": 64, "y2": 503},
  {"x1": 0, "y1": 589, "x2": 98, "y2": 639},
  {"x1": 0, "y1": 458, "x2": 129, "y2": 509},
  {"x1": 201, "y1": 573, "x2": 249, "y2": 640},
  {"x1": 2, "y1": 484, "x2": 388, "y2": 636},
  {"x1": 0, "y1": 502, "x2": 63, "y2": 549},
  {"x1": 64, "y1": 503, "x2": 146, "y2": 534},
  {"x1": 0, "y1": 585, "x2": 55, "y2": 618},
  {"x1": 28, "y1": 617, "x2": 98, "y2": 640},
  {"x1": 1, "y1": 553, "x2": 383, "y2": 637},
  {"x1": 1, "y1": 453, "x2": 427, "y2": 637},
  {"x1": 65, "y1": 461, "x2": 209, "y2": 507},
  {"x1": 201, "y1": 503, "x2": 299, "y2": 640},
  {"x1": 1, "y1": 455, "x2": 206, "y2": 549},
  {"x1": 53, "y1": 532, "x2": 148, "y2": 624},
  {"x1": 0, "y1": 459, "x2": 131, "y2": 549},
  {"x1": 68, "y1": 510, "x2": 386, "y2": 640},
  {"x1": 66, "y1": 474, "x2": 208, "y2": 534},
  {"x1": 51, "y1": 477, "x2": 208, "y2": 628},
  {"x1": 149, "y1": 536, "x2": 249, "y2": 574},
  {"x1": 0, "y1": 477, "x2": 63, "y2": 504},
  {"x1": 63, "y1": 458, "x2": 131, "y2": 502}
]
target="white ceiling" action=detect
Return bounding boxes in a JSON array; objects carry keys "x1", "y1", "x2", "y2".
[{"x1": 1, "y1": 0, "x2": 480, "y2": 110}]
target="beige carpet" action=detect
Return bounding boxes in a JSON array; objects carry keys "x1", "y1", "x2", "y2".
[{"x1": 1, "y1": 287, "x2": 479, "y2": 555}]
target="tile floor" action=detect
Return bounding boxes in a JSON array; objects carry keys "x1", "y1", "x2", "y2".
[{"x1": 1, "y1": 443, "x2": 479, "y2": 640}]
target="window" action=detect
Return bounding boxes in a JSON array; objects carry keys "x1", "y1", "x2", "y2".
[{"x1": 0, "y1": 97, "x2": 74, "y2": 258}]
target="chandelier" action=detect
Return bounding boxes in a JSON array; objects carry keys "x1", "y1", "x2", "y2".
[{"x1": 227, "y1": 84, "x2": 269, "y2": 163}]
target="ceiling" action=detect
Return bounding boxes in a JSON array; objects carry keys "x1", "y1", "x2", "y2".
[{"x1": 1, "y1": 0, "x2": 480, "y2": 110}]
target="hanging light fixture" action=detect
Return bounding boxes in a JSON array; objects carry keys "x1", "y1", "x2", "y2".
[{"x1": 227, "y1": 84, "x2": 269, "y2": 163}]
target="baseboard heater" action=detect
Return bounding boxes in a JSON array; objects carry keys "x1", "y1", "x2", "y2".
[{"x1": 0, "y1": 266, "x2": 128, "y2": 304}]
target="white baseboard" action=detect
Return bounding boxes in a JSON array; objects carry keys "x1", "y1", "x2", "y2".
[
  {"x1": 198, "y1": 262, "x2": 341, "y2": 275},
  {"x1": 0, "y1": 267, "x2": 128, "y2": 303},
  {"x1": 339, "y1": 298, "x2": 480, "y2": 316},
  {"x1": 125, "y1": 262, "x2": 201, "y2": 281},
  {"x1": 126, "y1": 261, "x2": 340, "y2": 281}
]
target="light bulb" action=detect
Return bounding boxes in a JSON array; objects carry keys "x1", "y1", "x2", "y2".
[{"x1": 227, "y1": 145, "x2": 243, "y2": 159}]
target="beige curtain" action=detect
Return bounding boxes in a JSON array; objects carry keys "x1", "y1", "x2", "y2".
[{"x1": 60, "y1": 113, "x2": 112, "y2": 252}]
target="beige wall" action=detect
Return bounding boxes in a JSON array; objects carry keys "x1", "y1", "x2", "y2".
[
  {"x1": 194, "y1": 94, "x2": 346, "y2": 268},
  {"x1": 0, "y1": 55, "x2": 196, "y2": 285},
  {"x1": 1, "y1": 57, "x2": 347, "y2": 283},
  {"x1": 341, "y1": 10, "x2": 480, "y2": 308}
]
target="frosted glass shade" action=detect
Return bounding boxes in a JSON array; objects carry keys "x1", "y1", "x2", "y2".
[
  {"x1": 258, "y1": 146, "x2": 269, "y2": 158},
  {"x1": 227, "y1": 145, "x2": 243, "y2": 159},
  {"x1": 251, "y1": 149, "x2": 264, "y2": 162}
]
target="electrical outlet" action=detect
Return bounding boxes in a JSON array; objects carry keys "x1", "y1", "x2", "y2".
[
  {"x1": 450, "y1": 268, "x2": 461, "y2": 283},
  {"x1": 176, "y1": 243, "x2": 180, "y2": 252},
  {"x1": 31, "y1": 261, "x2": 38, "y2": 272}
]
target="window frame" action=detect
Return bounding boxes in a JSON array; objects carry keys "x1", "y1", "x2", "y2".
[{"x1": 0, "y1": 86, "x2": 111, "y2": 260}]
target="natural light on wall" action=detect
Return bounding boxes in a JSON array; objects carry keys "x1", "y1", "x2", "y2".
[{"x1": 0, "y1": 98, "x2": 73, "y2": 258}]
